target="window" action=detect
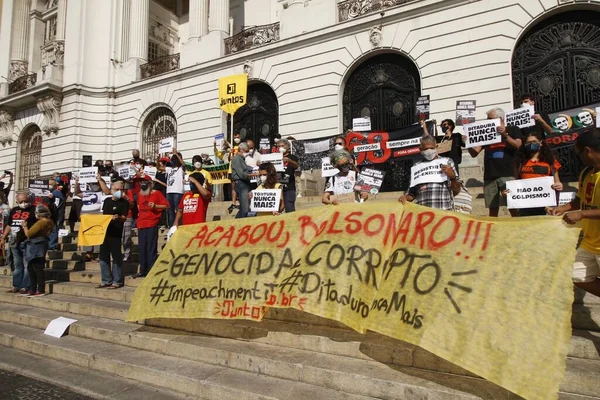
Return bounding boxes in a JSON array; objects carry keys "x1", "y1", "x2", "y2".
[
  {"x1": 44, "y1": 17, "x2": 57, "y2": 44},
  {"x1": 19, "y1": 126, "x2": 43, "y2": 191},
  {"x1": 148, "y1": 41, "x2": 170, "y2": 62},
  {"x1": 141, "y1": 107, "x2": 177, "y2": 159}
]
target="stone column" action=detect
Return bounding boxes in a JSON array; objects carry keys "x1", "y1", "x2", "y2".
[
  {"x1": 120, "y1": 0, "x2": 130, "y2": 62},
  {"x1": 56, "y1": 0, "x2": 68, "y2": 40},
  {"x1": 189, "y1": 0, "x2": 208, "y2": 39},
  {"x1": 209, "y1": 0, "x2": 229, "y2": 35},
  {"x1": 9, "y1": 0, "x2": 30, "y2": 79},
  {"x1": 128, "y1": 0, "x2": 149, "y2": 61}
]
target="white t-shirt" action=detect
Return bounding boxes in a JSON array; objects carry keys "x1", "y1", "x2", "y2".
[
  {"x1": 324, "y1": 171, "x2": 357, "y2": 196},
  {"x1": 166, "y1": 167, "x2": 184, "y2": 194},
  {"x1": 81, "y1": 192, "x2": 104, "y2": 214},
  {"x1": 245, "y1": 149, "x2": 261, "y2": 167}
]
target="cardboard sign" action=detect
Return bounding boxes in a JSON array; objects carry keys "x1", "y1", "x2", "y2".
[
  {"x1": 464, "y1": 119, "x2": 501, "y2": 148},
  {"x1": 436, "y1": 139, "x2": 453, "y2": 154},
  {"x1": 28, "y1": 179, "x2": 51, "y2": 197},
  {"x1": 456, "y1": 100, "x2": 476, "y2": 126},
  {"x1": 261, "y1": 153, "x2": 284, "y2": 172},
  {"x1": 352, "y1": 117, "x2": 371, "y2": 132},
  {"x1": 558, "y1": 192, "x2": 577, "y2": 206},
  {"x1": 330, "y1": 192, "x2": 356, "y2": 204},
  {"x1": 44, "y1": 317, "x2": 78, "y2": 338},
  {"x1": 215, "y1": 133, "x2": 225, "y2": 149},
  {"x1": 387, "y1": 137, "x2": 421, "y2": 149},
  {"x1": 159, "y1": 137, "x2": 174, "y2": 154},
  {"x1": 118, "y1": 166, "x2": 130, "y2": 178},
  {"x1": 506, "y1": 106, "x2": 535, "y2": 129},
  {"x1": 353, "y1": 143, "x2": 381, "y2": 153},
  {"x1": 506, "y1": 177, "x2": 557, "y2": 209},
  {"x1": 355, "y1": 168, "x2": 386, "y2": 195},
  {"x1": 144, "y1": 166, "x2": 157, "y2": 179},
  {"x1": 321, "y1": 157, "x2": 340, "y2": 178},
  {"x1": 101, "y1": 176, "x2": 111, "y2": 188},
  {"x1": 416, "y1": 95, "x2": 430, "y2": 120},
  {"x1": 78, "y1": 167, "x2": 98, "y2": 184},
  {"x1": 250, "y1": 189, "x2": 281, "y2": 212},
  {"x1": 410, "y1": 160, "x2": 448, "y2": 187}
]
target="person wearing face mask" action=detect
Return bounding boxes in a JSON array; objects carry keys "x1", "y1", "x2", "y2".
[
  {"x1": 22, "y1": 205, "x2": 54, "y2": 296},
  {"x1": 133, "y1": 177, "x2": 169, "y2": 277},
  {"x1": 103, "y1": 160, "x2": 119, "y2": 181},
  {"x1": 174, "y1": 172, "x2": 212, "y2": 226},
  {"x1": 276, "y1": 139, "x2": 300, "y2": 212},
  {"x1": 201, "y1": 153, "x2": 214, "y2": 166},
  {"x1": 191, "y1": 155, "x2": 213, "y2": 213},
  {"x1": 322, "y1": 150, "x2": 368, "y2": 205},
  {"x1": 214, "y1": 140, "x2": 234, "y2": 203},
  {"x1": 165, "y1": 149, "x2": 185, "y2": 227},
  {"x1": 518, "y1": 94, "x2": 553, "y2": 138},
  {"x1": 47, "y1": 179, "x2": 66, "y2": 250},
  {"x1": 131, "y1": 149, "x2": 148, "y2": 167},
  {"x1": 504, "y1": 131, "x2": 562, "y2": 216},
  {"x1": 97, "y1": 181, "x2": 129, "y2": 289},
  {"x1": 398, "y1": 136, "x2": 460, "y2": 210},
  {"x1": 0, "y1": 193, "x2": 37, "y2": 293},
  {"x1": 248, "y1": 163, "x2": 284, "y2": 216},
  {"x1": 231, "y1": 143, "x2": 258, "y2": 218},
  {"x1": 429, "y1": 119, "x2": 465, "y2": 177},
  {"x1": 548, "y1": 129, "x2": 600, "y2": 298}
]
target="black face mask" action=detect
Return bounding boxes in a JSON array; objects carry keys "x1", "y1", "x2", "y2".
[
  {"x1": 105, "y1": 165, "x2": 113, "y2": 171},
  {"x1": 140, "y1": 183, "x2": 150, "y2": 191},
  {"x1": 441, "y1": 126, "x2": 449, "y2": 134},
  {"x1": 170, "y1": 156, "x2": 180, "y2": 167}
]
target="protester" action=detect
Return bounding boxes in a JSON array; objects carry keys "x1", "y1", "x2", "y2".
[
  {"x1": 271, "y1": 133, "x2": 282, "y2": 154},
  {"x1": 68, "y1": 177, "x2": 83, "y2": 233},
  {"x1": 102, "y1": 160, "x2": 120, "y2": 181},
  {"x1": 434, "y1": 119, "x2": 465, "y2": 176},
  {"x1": 122, "y1": 178, "x2": 137, "y2": 263},
  {"x1": 165, "y1": 149, "x2": 185, "y2": 227},
  {"x1": 228, "y1": 134, "x2": 242, "y2": 214},
  {"x1": 249, "y1": 162, "x2": 284, "y2": 216},
  {"x1": 1, "y1": 192, "x2": 36, "y2": 293},
  {"x1": 174, "y1": 173, "x2": 211, "y2": 226},
  {"x1": 507, "y1": 131, "x2": 562, "y2": 216},
  {"x1": 231, "y1": 142, "x2": 255, "y2": 218},
  {"x1": 134, "y1": 177, "x2": 169, "y2": 277},
  {"x1": 277, "y1": 139, "x2": 300, "y2": 212},
  {"x1": 97, "y1": 180, "x2": 128, "y2": 289},
  {"x1": 22, "y1": 204, "x2": 54, "y2": 296},
  {"x1": 201, "y1": 153, "x2": 214, "y2": 166},
  {"x1": 333, "y1": 136, "x2": 357, "y2": 167},
  {"x1": 0, "y1": 170, "x2": 14, "y2": 199},
  {"x1": 245, "y1": 139, "x2": 261, "y2": 167},
  {"x1": 191, "y1": 155, "x2": 213, "y2": 194},
  {"x1": 519, "y1": 94, "x2": 553, "y2": 137},
  {"x1": 548, "y1": 130, "x2": 600, "y2": 297},
  {"x1": 47, "y1": 178, "x2": 65, "y2": 250},
  {"x1": 0, "y1": 192, "x2": 10, "y2": 266},
  {"x1": 468, "y1": 108, "x2": 523, "y2": 217},
  {"x1": 322, "y1": 150, "x2": 368, "y2": 205},
  {"x1": 214, "y1": 140, "x2": 234, "y2": 203},
  {"x1": 153, "y1": 158, "x2": 168, "y2": 195},
  {"x1": 398, "y1": 136, "x2": 460, "y2": 210},
  {"x1": 131, "y1": 149, "x2": 148, "y2": 167}
]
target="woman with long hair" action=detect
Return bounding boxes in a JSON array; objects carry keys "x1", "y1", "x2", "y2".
[{"x1": 249, "y1": 162, "x2": 284, "y2": 216}]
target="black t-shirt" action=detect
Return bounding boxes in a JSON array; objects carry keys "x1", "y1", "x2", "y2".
[
  {"x1": 7, "y1": 205, "x2": 37, "y2": 244},
  {"x1": 521, "y1": 113, "x2": 551, "y2": 139},
  {"x1": 102, "y1": 198, "x2": 129, "y2": 238},
  {"x1": 281, "y1": 153, "x2": 299, "y2": 192},
  {"x1": 436, "y1": 133, "x2": 464, "y2": 165},
  {"x1": 483, "y1": 126, "x2": 523, "y2": 181},
  {"x1": 155, "y1": 171, "x2": 167, "y2": 194}
]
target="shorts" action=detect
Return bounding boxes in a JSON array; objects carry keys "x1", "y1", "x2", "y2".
[
  {"x1": 484, "y1": 177, "x2": 514, "y2": 208},
  {"x1": 572, "y1": 247, "x2": 600, "y2": 283}
]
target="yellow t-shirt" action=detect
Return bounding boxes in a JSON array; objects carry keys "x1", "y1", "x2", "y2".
[
  {"x1": 200, "y1": 169, "x2": 213, "y2": 186},
  {"x1": 255, "y1": 183, "x2": 282, "y2": 217},
  {"x1": 577, "y1": 168, "x2": 600, "y2": 253}
]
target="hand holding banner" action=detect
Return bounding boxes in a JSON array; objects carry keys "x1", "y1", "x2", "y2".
[
  {"x1": 78, "y1": 167, "x2": 99, "y2": 184},
  {"x1": 506, "y1": 106, "x2": 535, "y2": 129},
  {"x1": 78, "y1": 214, "x2": 113, "y2": 246},
  {"x1": 321, "y1": 157, "x2": 339, "y2": 178},
  {"x1": 250, "y1": 189, "x2": 281, "y2": 212},
  {"x1": 159, "y1": 137, "x2": 174, "y2": 154},
  {"x1": 410, "y1": 160, "x2": 448, "y2": 187},
  {"x1": 219, "y1": 74, "x2": 248, "y2": 115},
  {"x1": 464, "y1": 119, "x2": 501, "y2": 148},
  {"x1": 506, "y1": 176, "x2": 557, "y2": 209},
  {"x1": 260, "y1": 153, "x2": 284, "y2": 172}
]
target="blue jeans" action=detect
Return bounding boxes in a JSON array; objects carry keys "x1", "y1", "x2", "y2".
[
  {"x1": 49, "y1": 208, "x2": 65, "y2": 250},
  {"x1": 138, "y1": 225, "x2": 159, "y2": 276},
  {"x1": 235, "y1": 180, "x2": 250, "y2": 219},
  {"x1": 99, "y1": 236, "x2": 123, "y2": 285},
  {"x1": 122, "y1": 217, "x2": 133, "y2": 261},
  {"x1": 11, "y1": 242, "x2": 30, "y2": 290},
  {"x1": 166, "y1": 192, "x2": 183, "y2": 227},
  {"x1": 283, "y1": 190, "x2": 296, "y2": 213}
]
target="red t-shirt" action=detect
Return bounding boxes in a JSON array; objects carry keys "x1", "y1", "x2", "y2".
[
  {"x1": 137, "y1": 190, "x2": 169, "y2": 229},
  {"x1": 178, "y1": 192, "x2": 207, "y2": 225},
  {"x1": 519, "y1": 159, "x2": 561, "y2": 180},
  {"x1": 125, "y1": 189, "x2": 136, "y2": 218}
]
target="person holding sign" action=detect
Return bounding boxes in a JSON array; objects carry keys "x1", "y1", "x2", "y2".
[
  {"x1": 322, "y1": 150, "x2": 368, "y2": 205},
  {"x1": 507, "y1": 131, "x2": 563, "y2": 216},
  {"x1": 277, "y1": 139, "x2": 300, "y2": 212},
  {"x1": 174, "y1": 173, "x2": 212, "y2": 226},
  {"x1": 398, "y1": 136, "x2": 460, "y2": 210},
  {"x1": 22, "y1": 205, "x2": 54, "y2": 296},
  {"x1": 430, "y1": 119, "x2": 465, "y2": 176},
  {"x1": 548, "y1": 130, "x2": 600, "y2": 298},
  {"x1": 468, "y1": 108, "x2": 523, "y2": 217},
  {"x1": 231, "y1": 143, "x2": 257, "y2": 218},
  {"x1": 249, "y1": 162, "x2": 284, "y2": 216},
  {"x1": 519, "y1": 94, "x2": 553, "y2": 138},
  {"x1": 165, "y1": 149, "x2": 185, "y2": 227}
]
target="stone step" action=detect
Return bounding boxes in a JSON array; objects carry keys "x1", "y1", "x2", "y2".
[
  {"x1": 47, "y1": 250, "x2": 85, "y2": 261},
  {"x1": 0, "y1": 322, "x2": 385, "y2": 400},
  {"x1": 47, "y1": 259, "x2": 85, "y2": 271},
  {"x1": 82, "y1": 261, "x2": 138, "y2": 274},
  {"x1": 0, "y1": 347, "x2": 191, "y2": 400}
]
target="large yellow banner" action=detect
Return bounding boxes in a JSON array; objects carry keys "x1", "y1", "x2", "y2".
[
  {"x1": 218, "y1": 73, "x2": 248, "y2": 115},
  {"x1": 78, "y1": 214, "x2": 112, "y2": 246},
  {"x1": 127, "y1": 202, "x2": 580, "y2": 400}
]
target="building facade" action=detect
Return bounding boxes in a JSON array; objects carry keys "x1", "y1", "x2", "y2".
[{"x1": 0, "y1": 0, "x2": 599, "y2": 195}]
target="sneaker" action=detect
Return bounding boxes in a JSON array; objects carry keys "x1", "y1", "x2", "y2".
[
  {"x1": 19, "y1": 290, "x2": 34, "y2": 296},
  {"x1": 227, "y1": 204, "x2": 235, "y2": 214},
  {"x1": 32, "y1": 292, "x2": 46, "y2": 297}
]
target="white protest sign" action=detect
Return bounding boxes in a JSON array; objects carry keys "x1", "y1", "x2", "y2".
[
  {"x1": 596, "y1": 107, "x2": 600, "y2": 128},
  {"x1": 101, "y1": 176, "x2": 111, "y2": 188},
  {"x1": 44, "y1": 317, "x2": 78, "y2": 338},
  {"x1": 304, "y1": 139, "x2": 330, "y2": 154},
  {"x1": 506, "y1": 176, "x2": 556, "y2": 209},
  {"x1": 321, "y1": 157, "x2": 339, "y2": 178},
  {"x1": 506, "y1": 106, "x2": 535, "y2": 129},
  {"x1": 78, "y1": 167, "x2": 98, "y2": 184},
  {"x1": 250, "y1": 167, "x2": 260, "y2": 184},
  {"x1": 387, "y1": 137, "x2": 421, "y2": 149},
  {"x1": 352, "y1": 117, "x2": 371, "y2": 132},
  {"x1": 118, "y1": 166, "x2": 130, "y2": 178},
  {"x1": 260, "y1": 153, "x2": 284, "y2": 172},
  {"x1": 58, "y1": 229, "x2": 69, "y2": 238},
  {"x1": 354, "y1": 143, "x2": 381, "y2": 153},
  {"x1": 558, "y1": 192, "x2": 577, "y2": 206},
  {"x1": 159, "y1": 137, "x2": 174, "y2": 153},
  {"x1": 410, "y1": 160, "x2": 448, "y2": 187},
  {"x1": 144, "y1": 166, "x2": 157, "y2": 179},
  {"x1": 464, "y1": 119, "x2": 501, "y2": 148},
  {"x1": 69, "y1": 179, "x2": 87, "y2": 194},
  {"x1": 250, "y1": 189, "x2": 281, "y2": 212}
]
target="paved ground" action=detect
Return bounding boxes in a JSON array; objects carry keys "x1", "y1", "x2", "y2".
[{"x1": 0, "y1": 369, "x2": 93, "y2": 399}]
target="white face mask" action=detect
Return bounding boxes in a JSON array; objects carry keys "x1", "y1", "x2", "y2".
[
  {"x1": 234, "y1": 138, "x2": 241, "y2": 144},
  {"x1": 278, "y1": 147, "x2": 286, "y2": 154},
  {"x1": 521, "y1": 103, "x2": 529, "y2": 109},
  {"x1": 194, "y1": 162, "x2": 202, "y2": 169},
  {"x1": 421, "y1": 149, "x2": 437, "y2": 161},
  {"x1": 334, "y1": 144, "x2": 344, "y2": 151},
  {"x1": 259, "y1": 175, "x2": 267, "y2": 184},
  {"x1": 18, "y1": 202, "x2": 29, "y2": 209}
]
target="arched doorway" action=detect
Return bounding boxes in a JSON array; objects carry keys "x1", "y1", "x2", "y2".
[
  {"x1": 512, "y1": 11, "x2": 600, "y2": 181},
  {"x1": 343, "y1": 53, "x2": 421, "y2": 191},
  {"x1": 141, "y1": 106, "x2": 177, "y2": 158},
  {"x1": 18, "y1": 125, "x2": 43, "y2": 190},
  {"x1": 227, "y1": 82, "x2": 278, "y2": 151}
]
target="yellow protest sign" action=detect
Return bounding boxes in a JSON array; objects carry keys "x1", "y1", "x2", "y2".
[
  {"x1": 127, "y1": 202, "x2": 579, "y2": 400},
  {"x1": 78, "y1": 214, "x2": 112, "y2": 246},
  {"x1": 218, "y1": 74, "x2": 248, "y2": 115}
]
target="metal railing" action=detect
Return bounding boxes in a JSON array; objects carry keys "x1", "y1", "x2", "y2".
[
  {"x1": 140, "y1": 53, "x2": 180, "y2": 79},
  {"x1": 8, "y1": 73, "x2": 37, "y2": 95},
  {"x1": 338, "y1": 0, "x2": 417, "y2": 22},
  {"x1": 225, "y1": 23, "x2": 280, "y2": 55}
]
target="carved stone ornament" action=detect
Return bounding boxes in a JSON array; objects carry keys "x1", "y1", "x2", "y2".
[
  {"x1": 369, "y1": 26, "x2": 383, "y2": 48},
  {"x1": 0, "y1": 110, "x2": 15, "y2": 146},
  {"x1": 9, "y1": 60, "x2": 28, "y2": 81},
  {"x1": 36, "y1": 95, "x2": 62, "y2": 135},
  {"x1": 243, "y1": 60, "x2": 254, "y2": 78},
  {"x1": 41, "y1": 40, "x2": 65, "y2": 67}
]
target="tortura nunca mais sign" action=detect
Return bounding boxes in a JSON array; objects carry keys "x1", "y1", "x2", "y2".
[
  {"x1": 218, "y1": 73, "x2": 248, "y2": 115},
  {"x1": 127, "y1": 203, "x2": 580, "y2": 400}
]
